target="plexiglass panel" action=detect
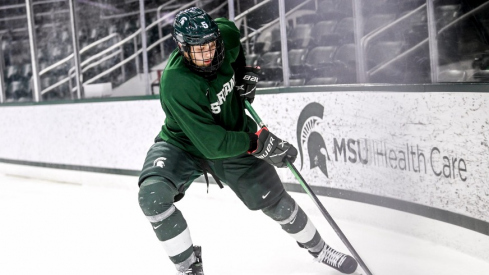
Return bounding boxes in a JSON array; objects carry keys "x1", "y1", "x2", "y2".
[{"x1": 1, "y1": 0, "x2": 489, "y2": 103}]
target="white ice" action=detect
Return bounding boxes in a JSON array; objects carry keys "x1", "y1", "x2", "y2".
[{"x1": 0, "y1": 167, "x2": 488, "y2": 275}]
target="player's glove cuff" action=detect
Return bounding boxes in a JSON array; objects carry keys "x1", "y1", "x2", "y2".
[
  {"x1": 250, "y1": 127, "x2": 298, "y2": 168},
  {"x1": 247, "y1": 132, "x2": 258, "y2": 153},
  {"x1": 236, "y1": 66, "x2": 260, "y2": 103}
]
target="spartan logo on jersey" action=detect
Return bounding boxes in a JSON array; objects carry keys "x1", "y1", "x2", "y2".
[
  {"x1": 153, "y1": 157, "x2": 167, "y2": 168},
  {"x1": 210, "y1": 75, "x2": 235, "y2": 114}
]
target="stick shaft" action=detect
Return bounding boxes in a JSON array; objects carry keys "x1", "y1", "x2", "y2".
[
  {"x1": 286, "y1": 161, "x2": 373, "y2": 275},
  {"x1": 245, "y1": 100, "x2": 266, "y2": 128},
  {"x1": 245, "y1": 100, "x2": 373, "y2": 275}
]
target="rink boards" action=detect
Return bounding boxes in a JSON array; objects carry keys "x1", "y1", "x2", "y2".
[{"x1": 0, "y1": 84, "x2": 488, "y2": 234}]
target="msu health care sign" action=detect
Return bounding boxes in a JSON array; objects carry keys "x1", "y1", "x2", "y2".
[{"x1": 253, "y1": 91, "x2": 489, "y2": 223}]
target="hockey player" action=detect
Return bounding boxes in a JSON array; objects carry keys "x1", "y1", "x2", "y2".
[{"x1": 137, "y1": 7, "x2": 358, "y2": 275}]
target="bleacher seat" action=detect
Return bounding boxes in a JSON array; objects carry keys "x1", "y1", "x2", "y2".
[
  {"x1": 473, "y1": 70, "x2": 489, "y2": 82},
  {"x1": 363, "y1": 0, "x2": 402, "y2": 15},
  {"x1": 257, "y1": 51, "x2": 282, "y2": 81},
  {"x1": 89, "y1": 27, "x2": 108, "y2": 44},
  {"x1": 288, "y1": 48, "x2": 308, "y2": 79},
  {"x1": 246, "y1": 53, "x2": 260, "y2": 67},
  {"x1": 6, "y1": 65, "x2": 22, "y2": 82},
  {"x1": 37, "y1": 48, "x2": 48, "y2": 62},
  {"x1": 310, "y1": 20, "x2": 337, "y2": 47},
  {"x1": 318, "y1": 0, "x2": 352, "y2": 21},
  {"x1": 21, "y1": 63, "x2": 32, "y2": 80},
  {"x1": 295, "y1": 10, "x2": 320, "y2": 24},
  {"x1": 1, "y1": 40, "x2": 11, "y2": 66},
  {"x1": 269, "y1": 29, "x2": 283, "y2": 52},
  {"x1": 122, "y1": 20, "x2": 138, "y2": 37},
  {"x1": 334, "y1": 17, "x2": 355, "y2": 44},
  {"x1": 438, "y1": 69, "x2": 467, "y2": 82},
  {"x1": 333, "y1": 44, "x2": 357, "y2": 83},
  {"x1": 304, "y1": 46, "x2": 337, "y2": 79},
  {"x1": 41, "y1": 77, "x2": 54, "y2": 90},
  {"x1": 38, "y1": 62, "x2": 48, "y2": 73},
  {"x1": 59, "y1": 29, "x2": 70, "y2": 43},
  {"x1": 288, "y1": 24, "x2": 314, "y2": 49},
  {"x1": 108, "y1": 24, "x2": 118, "y2": 35},
  {"x1": 7, "y1": 81, "x2": 26, "y2": 100},
  {"x1": 288, "y1": 78, "x2": 306, "y2": 86},
  {"x1": 48, "y1": 45, "x2": 64, "y2": 63},
  {"x1": 257, "y1": 81, "x2": 278, "y2": 88},
  {"x1": 253, "y1": 29, "x2": 274, "y2": 54},
  {"x1": 78, "y1": 27, "x2": 89, "y2": 45},
  {"x1": 314, "y1": 17, "x2": 355, "y2": 47},
  {"x1": 56, "y1": 75, "x2": 70, "y2": 99},
  {"x1": 306, "y1": 77, "x2": 338, "y2": 85}
]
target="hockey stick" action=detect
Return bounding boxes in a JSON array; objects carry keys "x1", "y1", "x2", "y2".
[{"x1": 245, "y1": 100, "x2": 373, "y2": 275}]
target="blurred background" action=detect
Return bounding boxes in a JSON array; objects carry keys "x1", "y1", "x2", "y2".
[{"x1": 0, "y1": 0, "x2": 488, "y2": 103}]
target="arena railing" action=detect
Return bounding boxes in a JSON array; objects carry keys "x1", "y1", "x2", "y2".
[
  {"x1": 40, "y1": 33, "x2": 124, "y2": 96},
  {"x1": 77, "y1": 0, "x2": 231, "y2": 96},
  {"x1": 359, "y1": 3, "x2": 427, "y2": 83},
  {"x1": 234, "y1": 0, "x2": 273, "y2": 54},
  {"x1": 65, "y1": 0, "x2": 201, "y2": 97},
  {"x1": 238, "y1": 0, "x2": 316, "y2": 84}
]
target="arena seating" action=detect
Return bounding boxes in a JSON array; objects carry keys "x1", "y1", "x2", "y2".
[
  {"x1": 1, "y1": 0, "x2": 489, "y2": 100},
  {"x1": 309, "y1": 20, "x2": 338, "y2": 47},
  {"x1": 287, "y1": 24, "x2": 314, "y2": 50},
  {"x1": 438, "y1": 69, "x2": 467, "y2": 82},
  {"x1": 332, "y1": 43, "x2": 357, "y2": 83},
  {"x1": 307, "y1": 77, "x2": 338, "y2": 85},
  {"x1": 257, "y1": 80, "x2": 278, "y2": 88},
  {"x1": 257, "y1": 51, "x2": 282, "y2": 81},
  {"x1": 303, "y1": 46, "x2": 337, "y2": 79},
  {"x1": 288, "y1": 48, "x2": 309, "y2": 79}
]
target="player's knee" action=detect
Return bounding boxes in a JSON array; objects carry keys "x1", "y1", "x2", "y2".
[
  {"x1": 262, "y1": 191, "x2": 296, "y2": 221},
  {"x1": 138, "y1": 177, "x2": 178, "y2": 216}
]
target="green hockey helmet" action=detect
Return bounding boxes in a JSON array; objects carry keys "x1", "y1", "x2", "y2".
[{"x1": 172, "y1": 7, "x2": 225, "y2": 75}]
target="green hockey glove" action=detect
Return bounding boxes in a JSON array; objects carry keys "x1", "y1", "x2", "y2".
[
  {"x1": 251, "y1": 127, "x2": 297, "y2": 168},
  {"x1": 236, "y1": 66, "x2": 260, "y2": 103}
]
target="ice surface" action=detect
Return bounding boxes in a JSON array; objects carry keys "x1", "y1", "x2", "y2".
[{"x1": 0, "y1": 170, "x2": 488, "y2": 275}]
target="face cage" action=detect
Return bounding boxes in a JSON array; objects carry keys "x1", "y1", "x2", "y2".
[{"x1": 182, "y1": 37, "x2": 225, "y2": 75}]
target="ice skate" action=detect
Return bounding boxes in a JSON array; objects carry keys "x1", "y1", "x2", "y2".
[
  {"x1": 177, "y1": 246, "x2": 204, "y2": 275},
  {"x1": 311, "y1": 244, "x2": 358, "y2": 274}
]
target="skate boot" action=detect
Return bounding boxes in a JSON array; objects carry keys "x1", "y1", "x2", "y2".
[
  {"x1": 177, "y1": 246, "x2": 204, "y2": 275},
  {"x1": 311, "y1": 244, "x2": 358, "y2": 274}
]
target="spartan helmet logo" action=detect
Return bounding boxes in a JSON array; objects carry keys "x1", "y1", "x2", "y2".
[
  {"x1": 296, "y1": 102, "x2": 330, "y2": 178},
  {"x1": 179, "y1": 17, "x2": 187, "y2": 25},
  {"x1": 153, "y1": 157, "x2": 167, "y2": 168}
]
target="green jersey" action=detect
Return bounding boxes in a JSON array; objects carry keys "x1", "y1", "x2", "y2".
[{"x1": 159, "y1": 18, "x2": 257, "y2": 160}]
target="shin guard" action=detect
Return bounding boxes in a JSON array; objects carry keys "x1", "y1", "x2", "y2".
[
  {"x1": 138, "y1": 177, "x2": 195, "y2": 272},
  {"x1": 262, "y1": 192, "x2": 325, "y2": 253}
]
